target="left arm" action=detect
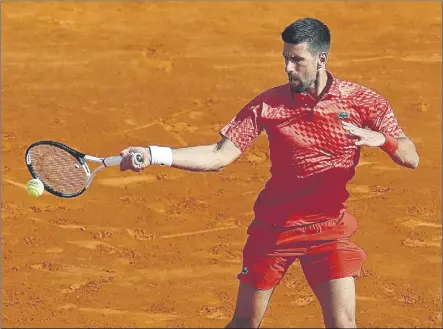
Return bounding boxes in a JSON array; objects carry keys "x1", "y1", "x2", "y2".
[
  {"x1": 385, "y1": 136, "x2": 419, "y2": 169},
  {"x1": 342, "y1": 121, "x2": 419, "y2": 169}
]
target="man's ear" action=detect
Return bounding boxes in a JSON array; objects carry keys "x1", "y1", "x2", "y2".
[{"x1": 317, "y1": 52, "x2": 328, "y2": 69}]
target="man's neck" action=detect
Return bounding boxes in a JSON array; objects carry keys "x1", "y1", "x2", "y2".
[{"x1": 307, "y1": 68, "x2": 329, "y2": 100}]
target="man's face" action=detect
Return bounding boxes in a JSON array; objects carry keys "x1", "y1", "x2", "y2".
[{"x1": 282, "y1": 42, "x2": 319, "y2": 93}]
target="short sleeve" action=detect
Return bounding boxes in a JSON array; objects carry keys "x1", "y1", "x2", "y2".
[
  {"x1": 362, "y1": 95, "x2": 405, "y2": 138},
  {"x1": 219, "y1": 96, "x2": 265, "y2": 153}
]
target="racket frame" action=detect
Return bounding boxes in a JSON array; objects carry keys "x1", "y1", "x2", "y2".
[{"x1": 25, "y1": 140, "x2": 138, "y2": 198}]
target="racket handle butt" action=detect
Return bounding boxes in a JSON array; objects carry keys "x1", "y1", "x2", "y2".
[{"x1": 134, "y1": 153, "x2": 143, "y2": 165}]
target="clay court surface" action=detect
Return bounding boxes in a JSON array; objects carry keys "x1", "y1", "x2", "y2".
[{"x1": 1, "y1": 1, "x2": 442, "y2": 328}]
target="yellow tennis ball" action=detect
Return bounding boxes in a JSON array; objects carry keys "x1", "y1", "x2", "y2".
[{"x1": 27, "y1": 179, "x2": 44, "y2": 197}]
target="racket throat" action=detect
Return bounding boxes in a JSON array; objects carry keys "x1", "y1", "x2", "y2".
[
  {"x1": 84, "y1": 164, "x2": 93, "y2": 189},
  {"x1": 85, "y1": 164, "x2": 104, "y2": 189},
  {"x1": 83, "y1": 163, "x2": 91, "y2": 176}
]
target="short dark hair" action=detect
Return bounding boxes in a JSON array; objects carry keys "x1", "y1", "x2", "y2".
[{"x1": 281, "y1": 18, "x2": 331, "y2": 54}]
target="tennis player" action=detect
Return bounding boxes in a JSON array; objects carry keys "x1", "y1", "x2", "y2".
[{"x1": 120, "y1": 18, "x2": 419, "y2": 328}]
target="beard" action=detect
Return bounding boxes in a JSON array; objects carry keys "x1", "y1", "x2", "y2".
[{"x1": 288, "y1": 74, "x2": 315, "y2": 93}]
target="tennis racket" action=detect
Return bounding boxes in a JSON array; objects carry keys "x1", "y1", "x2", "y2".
[{"x1": 25, "y1": 140, "x2": 143, "y2": 198}]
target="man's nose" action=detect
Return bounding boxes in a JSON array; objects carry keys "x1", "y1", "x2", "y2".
[{"x1": 285, "y1": 60, "x2": 295, "y2": 73}]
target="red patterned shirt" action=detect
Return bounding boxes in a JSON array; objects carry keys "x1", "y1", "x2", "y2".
[{"x1": 220, "y1": 71, "x2": 405, "y2": 227}]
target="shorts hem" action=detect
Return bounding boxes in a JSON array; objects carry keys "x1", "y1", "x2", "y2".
[
  {"x1": 306, "y1": 268, "x2": 363, "y2": 288},
  {"x1": 237, "y1": 276, "x2": 279, "y2": 291}
]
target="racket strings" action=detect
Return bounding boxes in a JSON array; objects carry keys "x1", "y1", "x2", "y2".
[{"x1": 28, "y1": 144, "x2": 88, "y2": 195}]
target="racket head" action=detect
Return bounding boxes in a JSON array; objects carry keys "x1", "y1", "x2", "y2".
[{"x1": 25, "y1": 141, "x2": 90, "y2": 198}]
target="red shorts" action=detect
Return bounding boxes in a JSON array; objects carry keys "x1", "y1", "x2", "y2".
[{"x1": 238, "y1": 211, "x2": 367, "y2": 290}]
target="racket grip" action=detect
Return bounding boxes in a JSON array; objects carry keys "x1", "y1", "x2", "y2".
[
  {"x1": 102, "y1": 153, "x2": 143, "y2": 167},
  {"x1": 103, "y1": 156, "x2": 124, "y2": 167}
]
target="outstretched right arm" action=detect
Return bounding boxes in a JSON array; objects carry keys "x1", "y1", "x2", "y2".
[
  {"x1": 120, "y1": 136, "x2": 242, "y2": 173},
  {"x1": 121, "y1": 92, "x2": 267, "y2": 173},
  {"x1": 170, "y1": 136, "x2": 242, "y2": 172}
]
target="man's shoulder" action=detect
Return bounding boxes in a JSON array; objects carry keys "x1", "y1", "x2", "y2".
[{"x1": 334, "y1": 77, "x2": 387, "y2": 103}]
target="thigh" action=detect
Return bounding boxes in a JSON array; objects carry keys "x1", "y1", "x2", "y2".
[
  {"x1": 311, "y1": 277, "x2": 356, "y2": 328},
  {"x1": 300, "y1": 239, "x2": 366, "y2": 288},
  {"x1": 300, "y1": 212, "x2": 366, "y2": 288},
  {"x1": 228, "y1": 281, "x2": 276, "y2": 328},
  {"x1": 239, "y1": 220, "x2": 296, "y2": 290},
  {"x1": 229, "y1": 221, "x2": 296, "y2": 328}
]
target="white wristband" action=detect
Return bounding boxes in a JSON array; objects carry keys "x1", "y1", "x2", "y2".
[{"x1": 148, "y1": 146, "x2": 173, "y2": 166}]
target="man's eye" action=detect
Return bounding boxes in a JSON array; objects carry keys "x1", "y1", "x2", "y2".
[
  {"x1": 288, "y1": 57, "x2": 301, "y2": 62},
  {"x1": 284, "y1": 56, "x2": 301, "y2": 63}
]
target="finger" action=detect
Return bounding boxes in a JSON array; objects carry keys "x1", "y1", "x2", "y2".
[
  {"x1": 346, "y1": 133, "x2": 360, "y2": 140},
  {"x1": 342, "y1": 122, "x2": 366, "y2": 134},
  {"x1": 341, "y1": 121, "x2": 356, "y2": 127},
  {"x1": 341, "y1": 124, "x2": 357, "y2": 131},
  {"x1": 346, "y1": 130, "x2": 358, "y2": 136},
  {"x1": 342, "y1": 124, "x2": 363, "y2": 133},
  {"x1": 120, "y1": 155, "x2": 129, "y2": 171},
  {"x1": 120, "y1": 148, "x2": 131, "y2": 157},
  {"x1": 345, "y1": 129, "x2": 364, "y2": 137},
  {"x1": 125, "y1": 155, "x2": 134, "y2": 171},
  {"x1": 127, "y1": 147, "x2": 141, "y2": 154},
  {"x1": 355, "y1": 140, "x2": 365, "y2": 146},
  {"x1": 121, "y1": 154, "x2": 135, "y2": 172}
]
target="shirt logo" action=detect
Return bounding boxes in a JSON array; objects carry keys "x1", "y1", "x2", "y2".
[
  {"x1": 338, "y1": 112, "x2": 350, "y2": 119},
  {"x1": 241, "y1": 267, "x2": 248, "y2": 275}
]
